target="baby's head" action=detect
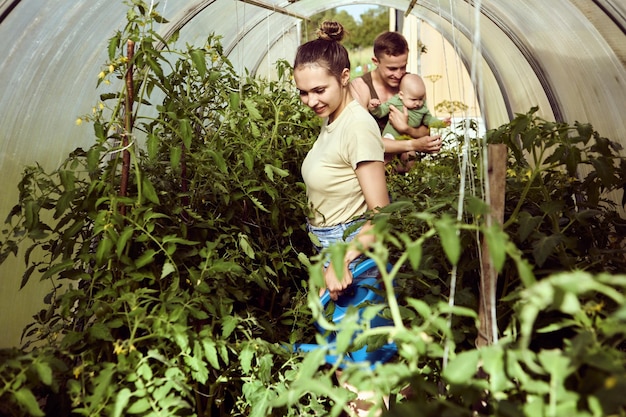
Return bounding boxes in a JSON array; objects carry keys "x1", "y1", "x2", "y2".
[{"x1": 398, "y1": 74, "x2": 426, "y2": 110}]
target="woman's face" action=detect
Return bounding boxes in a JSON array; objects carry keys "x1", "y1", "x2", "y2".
[{"x1": 294, "y1": 64, "x2": 348, "y2": 123}]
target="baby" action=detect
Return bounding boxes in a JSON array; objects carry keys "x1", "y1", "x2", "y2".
[{"x1": 369, "y1": 73, "x2": 449, "y2": 140}]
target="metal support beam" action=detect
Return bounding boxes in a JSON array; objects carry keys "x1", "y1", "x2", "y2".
[{"x1": 238, "y1": 0, "x2": 309, "y2": 21}]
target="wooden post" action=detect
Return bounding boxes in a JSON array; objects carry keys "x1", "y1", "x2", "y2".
[
  {"x1": 120, "y1": 40, "x2": 134, "y2": 217},
  {"x1": 476, "y1": 144, "x2": 507, "y2": 347}
]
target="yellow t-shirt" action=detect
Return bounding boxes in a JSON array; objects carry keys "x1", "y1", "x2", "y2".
[{"x1": 301, "y1": 100, "x2": 384, "y2": 227}]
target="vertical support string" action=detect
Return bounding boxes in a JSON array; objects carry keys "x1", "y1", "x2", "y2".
[{"x1": 441, "y1": 0, "x2": 491, "y2": 369}]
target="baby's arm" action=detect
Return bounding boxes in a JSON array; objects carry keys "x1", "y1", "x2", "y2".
[
  {"x1": 370, "y1": 100, "x2": 390, "y2": 118},
  {"x1": 368, "y1": 98, "x2": 381, "y2": 111}
]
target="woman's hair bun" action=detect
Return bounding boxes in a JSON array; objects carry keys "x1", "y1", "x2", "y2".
[{"x1": 316, "y1": 21, "x2": 345, "y2": 42}]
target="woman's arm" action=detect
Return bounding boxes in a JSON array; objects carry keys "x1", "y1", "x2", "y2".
[{"x1": 323, "y1": 160, "x2": 389, "y2": 300}]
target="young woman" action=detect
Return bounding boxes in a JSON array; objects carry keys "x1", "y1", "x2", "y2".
[
  {"x1": 294, "y1": 20, "x2": 391, "y2": 416},
  {"x1": 293, "y1": 21, "x2": 389, "y2": 302}
]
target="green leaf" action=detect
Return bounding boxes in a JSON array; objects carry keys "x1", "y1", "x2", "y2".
[
  {"x1": 187, "y1": 341, "x2": 209, "y2": 384},
  {"x1": 116, "y1": 227, "x2": 134, "y2": 258},
  {"x1": 248, "y1": 195, "x2": 270, "y2": 213},
  {"x1": 298, "y1": 345, "x2": 327, "y2": 380},
  {"x1": 406, "y1": 298, "x2": 431, "y2": 318},
  {"x1": 92, "y1": 365, "x2": 115, "y2": 408},
  {"x1": 406, "y1": 240, "x2": 422, "y2": 270},
  {"x1": 146, "y1": 56, "x2": 163, "y2": 79},
  {"x1": 189, "y1": 49, "x2": 207, "y2": 78},
  {"x1": 537, "y1": 349, "x2": 572, "y2": 382},
  {"x1": 207, "y1": 149, "x2": 228, "y2": 174},
  {"x1": 40, "y1": 258, "x2": 74, "y2": 281},
  {"x1": 480, "y1": 346, "x2": 514, "y2": 392},
  {"x1": 19, "y1": 265, "x2": 36, "y2": 290},
  {"x1": 162, "y1": 235, "x2": 200, "y2": 245},
  {"x1": 533, "y1": 233, "x2": 563, "y2": 267},
  {"x1": 222, "y1": 315, "x2": 238, "y2": 338},
  {"x1": 54, "y1": 191, "x2": 74, "y2": 219},
  {"x1": 264, "y1": 164, "x2": 289, "y2": 182},
  {"x1": 147, "y1": 132, "x2": 159, "y2": 159},
  {"x1": 62, "y1": 218, "x2": 84, "y2": 239},
  {"x1": 442, "y1": 349, "x2": 480, "y2": 384},
  {"x1": 240, "y1": 343, "x2": 254, "y2": 374},
  {"x1": 218, "y1": 341, "x2": 229, "y2": 366},
  {"x1": 95, "y1": 237, "x2": 114, "y2": 266},
  {"x1": 591, "y1": 157, "x2": 615, "y2": 187},
  {"x1": 59, "y1": 170, "x2": 76, "y2": 192},
  {"x1": 518, "y1": 211, "x2": 542, "y2": 242},
  {"x1": 113, "y1": 388, "x2": 132, "y2": 417},
  {"x1": 435, "y1": 215, "x2": 460, "y2": 265},
  {"x1": 208, "y1": 259, "x2": 244, "y2": 274},
  {"x1": 141, "y1": 176, "x2": 160, "y2": 204},
  {"x1": 506, "y1": 351, "x2": 530, "y2": 385},
  {"x1": 484, "y1": 224, "x2": 507, "y2": 272},
  {"x1": 335, "y1": 315, "x2": 358, "y2": 353},
  {"x1": 514, "y1": 254, "x2": 536, "y2": 287},
  {"x1": 179, "y1": 118, "x2": 192, "y2": 149},
  {"x1": 247, "y1": 383, "x2": 275, "y2": 417},
  {"x1": 88, "y1": 322, "x2": 114, "y2": 341},
  {"x1": 87, "y1": 147, "x2": 101, "y2": 173},
  {"x1": 161, "y1": 262, "x2": 175, "y2": 278},
  {"x1": 465, "y1": 195, "x2": 489, "y2": 216},
  {"x1": 127, "y1": 398, "x2": 151, "y2": 414},
  {"x1": 108, "y1": 32, "x2": 121, "y2": 61},
  {"x1": 243, "y1": 151, "x2": 254, "y2": 171},
  {"x1": 202, "y1": 339, "x2": 220, "y2": 369},
  {"x1": 229, "y1": 92, "x2": 240, "y2": 109},
  {"x1": 137, "y1": 361, "x2": 153, "y2": 381},
  {"x1": 170, "y1": 144, "x2": 182, "y2": 168},
  {"x1": 24, "y1": 200, "x2": 39, "y2": 230},
  {"x1": 33, "y1": 361, "x2": 53, "y2": 386},
  {"x1": 250, "y1": 121, "x2": 260, "y2": 138},
  {"x1": 258, "y1": 353, "x2": 273, "y2": 383},
  {"x1": 243, "y1": 99, "x2": 262, "y2": 120},
  {"x1": 94, "y1": 121, "x2": 106, "y2": 141},
  {"x1": 135, "y1": 249, "x2": 156, "y2": 268},
  {"x1": 565, "y1": 145, "x2": 582, "y2": 175},
  {"x1": 238, "y1": 233, "x2": 255, "y2": 259},
  {"x1": 264, "y1": 164, "x2": 275, "y2": 182},
  {"x1": 13, "y1": 388, "x2": 44, "y2": 417}
]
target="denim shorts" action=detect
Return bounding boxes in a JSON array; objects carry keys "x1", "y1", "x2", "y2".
[{"x1": 307, "y1": 219, "x2": 378, "y2": 279}]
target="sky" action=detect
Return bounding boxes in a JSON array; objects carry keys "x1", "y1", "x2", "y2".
[{"x1": 336, "y1": 4, "x2": 378, "y2": 22}]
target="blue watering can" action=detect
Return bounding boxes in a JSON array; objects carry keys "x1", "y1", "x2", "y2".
[{"x1": 294, "y1": 258, "x2": 397, "y2": 369}]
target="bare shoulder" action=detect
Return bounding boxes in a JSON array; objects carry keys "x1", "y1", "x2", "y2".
[{"x1": 349, "y1": 77, "x2": 370, "y2": 108}]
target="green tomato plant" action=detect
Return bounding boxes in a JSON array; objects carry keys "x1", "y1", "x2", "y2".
[{"x1": 1, "y1": 1, "x2": 319, "y2": 416}]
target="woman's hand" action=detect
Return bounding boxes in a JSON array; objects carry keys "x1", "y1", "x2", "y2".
[{"x1": 323, "y1": 261, "x2": 353, "y2": 301}]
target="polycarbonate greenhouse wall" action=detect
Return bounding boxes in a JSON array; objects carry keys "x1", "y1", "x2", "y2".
[{"x1": 0, "y1": 0, "x2": 624, "y2": 347}]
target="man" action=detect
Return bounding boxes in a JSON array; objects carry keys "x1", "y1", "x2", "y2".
[{"x1": 350, "y1": 31, "x2": 442, "y2": 165}]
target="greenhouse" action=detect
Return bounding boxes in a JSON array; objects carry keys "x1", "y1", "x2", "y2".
[{"x1": 0, "y1": 0, "x2": 625, "y2": 416}]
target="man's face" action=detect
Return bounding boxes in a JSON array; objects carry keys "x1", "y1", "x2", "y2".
[{"x1": 373, "y1": 52, "x2": 408, "y2": 90}]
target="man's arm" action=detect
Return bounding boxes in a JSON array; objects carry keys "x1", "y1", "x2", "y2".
[
  {"x1": 383, "y1": 136, "x2": 438, "y2": 154},
  {"x1": 349, "y1": 78, "x2": 370, "y2": 109}
]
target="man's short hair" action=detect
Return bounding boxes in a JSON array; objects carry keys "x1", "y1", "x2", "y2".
[{"x1": 373, "y1": 31, "x2": 409, "y2": 59}]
